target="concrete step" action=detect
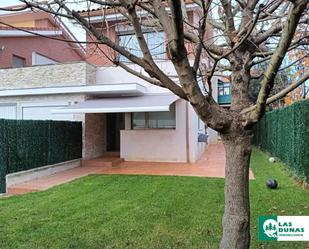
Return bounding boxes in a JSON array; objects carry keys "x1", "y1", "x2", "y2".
[
  {"x1": 82, "y1": 157, "x2": 124, "y2": 168},
  {"x1": 103, "y1": 151, "x2": 120, "y2": 157},
  {"x1": 6, "y1": 166, "x2": 108, "y2": 196},
  {"x1": 7, "y1": 186, "x2": 38, "y2": 196}
]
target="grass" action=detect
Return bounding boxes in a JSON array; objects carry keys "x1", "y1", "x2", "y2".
[{"x1": 0, "y1": 149, "x2": 308, "y2": 249}]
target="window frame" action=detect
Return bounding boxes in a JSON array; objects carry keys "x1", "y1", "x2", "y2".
[
  {"x1": 218, "y1": 80, "x2": 231, "y2": 96},
  {"x1": 117, "y1": 30, "x2": 165, "y2": 62},
  {"x1": 131, "y1": 103, "x2": 176, "y2": 130}
]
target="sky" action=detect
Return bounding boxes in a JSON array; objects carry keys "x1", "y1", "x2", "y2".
[
  {"x1": 0, "y1": 0, "x2": 86, "y2": 41},
  {"x1": 0, "y1": 0, "x2": 26, "y2": 8}
]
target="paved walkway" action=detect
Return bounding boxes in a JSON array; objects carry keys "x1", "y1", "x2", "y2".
[
  {"x1": 7, "y1": 143, "x2": 254, "y2": 196},
  {"x1": 7, "y1": 166, "x2": 105, "y2": 196}
]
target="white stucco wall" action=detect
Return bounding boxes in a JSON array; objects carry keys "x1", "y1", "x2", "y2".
[
  {"x1": 96, "y1": 63, "x2": 177, "y2": 94},
  {"x1": 208, "y1": 128, "x2": 219, "y2": 144},
  {"x1": 201, "y1": 76, "x2": 219, "y2": 144},
  {"x1": 211, "y1": 76, "x2": 219, "y2": 102},
  {"x1": 0, "y1": 94, "x2": 85, "y2": 121},
  {"x1": 98, "y1": 66, "x2": 220, "y2": 148},
  {"x1": 120, "y1": 99, "x2": 187, "y2": 162},
  {"x1": 188, "y1": 104, "x2": 207, "y2": 162}
]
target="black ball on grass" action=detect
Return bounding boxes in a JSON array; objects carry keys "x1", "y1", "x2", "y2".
[{"x1": 266, "y1": 179, "x2": 278, "y2": 189}]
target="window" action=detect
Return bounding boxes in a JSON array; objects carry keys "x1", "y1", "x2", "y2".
[
  {"x1": 218, "y1": 80, "x2": 231, "y2": 96},
  {"x1": 12, "y1": 55, "x2": 26, "y2": 68},
  {"x1": 118, "y1": 31, "x2": 165, "y2": 62},
  {"x1": 132, "y1": 112, "x2": 146, "y2": 128},
  {"x1": 132, "y1": 103, "x2": 176, "y2": 129},
  {"x1": 32, "y1": 52, "x2": 58, "y2": 66}
]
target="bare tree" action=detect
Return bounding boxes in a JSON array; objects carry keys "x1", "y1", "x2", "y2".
[{"x1": 1, "y1": 0, "x2": 308, "y2": 248}]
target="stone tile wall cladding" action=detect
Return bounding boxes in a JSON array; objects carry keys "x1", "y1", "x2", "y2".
[
  {"x1": 86, "y1": 63, "x2": 97, "y2": 84},
  {"x1": 0, "y1": 62, "x2": 96, "y2": 90},
  {"x1": 84, "y1": 113, "x2": 107, "y2": 159}
]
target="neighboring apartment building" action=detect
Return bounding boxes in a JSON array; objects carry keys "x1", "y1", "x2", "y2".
[
  {"x1": 217, "y1": 79, "x2": 231, "y2": 107},
  {"x1": 0, "y1": 9, "x2": 84, "y2": 68},
  {"x1": 0, "y1": 4, "x2": 229, "y2": 163}
]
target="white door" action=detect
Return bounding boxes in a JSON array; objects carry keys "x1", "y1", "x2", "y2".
[
  {"x1": 22, "y1": 106, "x2": 74, "y2": 121},
  {"x1": 0, "y1": 105, "x2": 17, "y2": 119}
]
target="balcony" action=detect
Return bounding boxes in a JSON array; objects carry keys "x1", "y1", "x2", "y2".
[{"x1": 218, "y1": 94, "x2": 231, "y2": 105}]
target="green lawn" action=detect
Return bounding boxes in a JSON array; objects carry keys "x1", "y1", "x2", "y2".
[{"x1": 0, "y1": 149, "x2": 308, "y2": 249}]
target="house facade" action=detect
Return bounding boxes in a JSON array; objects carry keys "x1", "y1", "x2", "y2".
[
  {"x1": 0, "y1": 62, "x2": 220, "y2": 162},
  {"x1": 0, "y1": 9, "x2": 84, "y2": 68},
  {"x1": 0, "y1": 4, "x2": 230, "y2": 163}
]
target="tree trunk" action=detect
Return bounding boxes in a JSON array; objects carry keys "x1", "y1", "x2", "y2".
[{"x1": 219, "y1": 132, "x2": 253, "y2": 249}]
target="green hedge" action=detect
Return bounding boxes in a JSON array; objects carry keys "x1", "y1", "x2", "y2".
[
  {"x1": 0, "y1": 119, "x2": 82, "y2": 193},
  {"x1": 253, "y1": 99, "x2": 309, "y2": 183}
]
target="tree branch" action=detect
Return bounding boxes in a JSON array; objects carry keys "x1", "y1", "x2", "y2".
[
  {"x1": 152, "y1": 0, "x2": 232, "y2": 131},
  {"x1": 206, "y1": 5, "x2": 262, "y2": 83},
  {"x1": 242, "y1": 71, "x2": 309, "y2": 114},
  {"x1": 193, "y1": 0, "x2": 212, "y2": 73},
  {"x1": 116, "y1": 62, "x2": 166, "y2": 88},
  {"x1": 184, "y1": 32, "x2": 226, "y2": 56},
  {"x1": 119, "y1": 0, "x2": 189, "y2": 99},
  {"x1": 247, "y1": 0, "x2": 308, "y2": 124},
  {"x1": 38, "y1": 0, "x2": 186, "y2": 99},
  {"x1": 220, "y1": 0, "x2": 236, "y2": 40},
  {"x1": 88, "y1": 0, "x2": 121, "y2": 6}
]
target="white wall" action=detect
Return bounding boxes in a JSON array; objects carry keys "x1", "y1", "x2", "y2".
[
  {"x1": 120, "y1": 100, "x2": 187, "y2": 162},
  {"x1": 0, "y1": 104, "x2": 17, "y2": 119},
  {"x1": 211, "y1": 76, "x2": 219, "y2": 102},
  {"x1": 97, "y1": 66, "x2": 220, "y2": 148},
  {"x1": 21, "y1": 103, "x2": 74, "y2": 121},
  {"x1": 96, "y1": 62, "x2": 177, "y2": 94},
  {"x1": 202, "y1": 76, "x2": 219, "y2": 144},
  {"x1": 0, "y1": 94, "x2": 85, "y2": 121},
  {"x1": 120, "y1": 98, "x2": 209, "y2": 163},
  {"x1": 208, "y1": 128, "x2": 219, "y2": 144},
  {"x1": 188, "y1": 104, "x2": 207, "y2": 162}
]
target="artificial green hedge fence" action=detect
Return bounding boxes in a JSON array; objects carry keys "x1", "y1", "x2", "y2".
[
  {"x1": 253, "y1": 99, "x2": 309, "y2": 183},
  {"x1": 0, "y1": 119, "x2": 82, "y2": 193}
]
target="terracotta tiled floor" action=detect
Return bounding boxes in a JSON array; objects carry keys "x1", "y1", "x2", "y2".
[
  {"x1": 6, "y1": 143, "x2": 254, "y2": 196},
  {"x1": 98, "y1": 143, "x2": 229, "y2": 178},
  {"x1": 6, "y1": 166, "x2": 105, "y2": 196}
]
